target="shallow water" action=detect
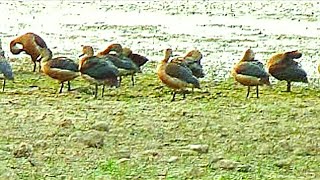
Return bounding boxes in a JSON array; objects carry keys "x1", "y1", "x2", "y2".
[{"x1": 1, "y1": 0, "x2": 320, "y2": 81}]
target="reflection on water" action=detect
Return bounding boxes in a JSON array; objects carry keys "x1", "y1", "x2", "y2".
[{"x1": 1, "y1": 1, "x2": 320, "y2": 80}]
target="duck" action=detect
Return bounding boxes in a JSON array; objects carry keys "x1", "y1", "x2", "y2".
[
  {"x1": 171, "y1": 49, "x2": 205, "y2": 78},
  {"x1": 267, "y1": 50, "x2": 308, "y2": 92},
  {"x1": 96, "y1": 44, "x2": 141, "y2": 86},
  {"x1": 157, "y1": 48, "x2": 200, "y2": 101},
  {"x1": 232, "y1": 49, "x2": 271, "y2": 98},
  {"x1": 38, "y1": 47, "x2": 79, "y2": 93},
  {"x1": 10, "y1": 32, "x2": 48, "y2": 72},
  {"x1": 121, "y1": 47, "x2": 149, "y2": 68},
  {"x1": 79, "y1": 46, "x2": 119, "y2": 98},
  {"x1": 0, "y1": 40, "x2": 14, "y2": 91}
]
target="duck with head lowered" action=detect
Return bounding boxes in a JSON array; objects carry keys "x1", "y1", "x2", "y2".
[
  {"x1": 171, "y1": 49, "x2": 205, "y2": 78},
  {"x1": 96, "y1": 43, "x2": 141, "y2": 86},
  {"x1": 267, "y1": 50, "x2": 307, "y2": 92},
  {"x1": 10, "y1": 32, "x2": 48, "y2": 72}
]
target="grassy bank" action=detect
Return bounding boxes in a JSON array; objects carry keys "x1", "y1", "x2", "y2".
[{"x1": 0, "y1": 60, "x2": 319, "y2": 179}]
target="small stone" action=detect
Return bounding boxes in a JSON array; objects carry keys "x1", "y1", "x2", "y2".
[
  {"x1": 68, "y1": 131, "x2": 83, "y2": 142},
  {"x1": 58, "y1": 119, "x2": 73, "y2": 128},
  {"x1": 91, "y1": 122, "x2": 109, "y2": 132},
  {"x1": 81, "y1": 130, "x2": 104, "y2": 148},
  {"x1": 275, "y1": 159, "x2": 291, "y2": 168},
  {"x1": 187, "y1": 144, "x2": 209, "y2": 153},
  {"x1": 209, "y1": 156, "x2": 224, "y2": 164},
  {"x1": 215, "y1": 159, "x2": 239, "y2": 170},
  {"x1": 167, "y1": 156, "x2": 178, "y2": 163},
  {"x1": 13, "y1": 142, "x2": 33, "y2": 158},
  {"x1": 117, "y1": 158, "x2": 130, "y2": 164},
  {"x1": 33, "y1": 140, "x2": 48, "y2": 148}
]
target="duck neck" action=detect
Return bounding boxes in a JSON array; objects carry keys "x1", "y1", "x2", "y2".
[
  {"x1": 41, "y1": 49, "x2": 52, "y2": 63},
  {"x1": 161, "y1": 53, "x2": 171, "y2": 64},
  {"x1": 98, "y1": 46, "x2": 114, "y2": 56}
]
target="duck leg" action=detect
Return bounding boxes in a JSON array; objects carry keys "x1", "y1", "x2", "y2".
[
  {"x1": 67, "y1": 81, "x2": 71, "y2": 91},
  {"x1": 38, "y1": 62, "x2": 42, "y2": 72},
  {"x1": 256, "y1": 85, "x2": 259, "y2": 98},
  {"x1": 246, "y1": 86, "x2": 250, "y2": 98},
  {"x1": 182, "y1": 91, "x2": 186, "y2": 99},
  {"x1": 33, "y1": 62, "x2": 37, "y2": 72},
  {"x1": 119, "y1": 76, "x2": 122, "y2": 87},
  {"x1": 94, "y1": 84, "x2": 98, "y2": 98},
  {"x1": 171, "y1": 91, "x2": 176, "y2": 102},
  {"x1": 102, "y1": 85, "x2": 105, "y2": 97},
  {"x1": 286, "y1": 81, "x2": 291, "y2": 92},
  {"x1": 59, "y1": 82, "x2": 64, "y2": 93},
  {"x1": 131, "y1": 74, "x2": 135, "y2": 86},
  {"x1": 2, "y1": 79, "x2": 5, "y2": 92}
]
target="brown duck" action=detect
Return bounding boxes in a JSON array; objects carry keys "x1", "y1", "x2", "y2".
[
  {"x1": 157, "y1": 48, "x2": 200, "y2": 101},
  {"x1": 79, "y1": 46, "x2": 119, "y2": 98},
  {"x1": 171, "y1": 49, "x2": 205, "y2": 78},
  {"x1": 39, "y1": 47, "x2": 79, "y2": 93},
  {"x1": 97, "y1": 43, "x2": 141, "y2": 86},
  {"x1": 10, "y1": 32, "x2": 48, "y2": 72},
  {"x1": 267, "y1": 50, "x2": 307, "y2": 92},
  {"x1": 232, "y1": 49, "x2": 271, "y2": 98}
]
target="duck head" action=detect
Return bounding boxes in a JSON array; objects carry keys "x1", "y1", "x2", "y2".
[
  {"x1": 285, "y1": 50, "x2": 302, "y2": 59},
  {"x1": 79, "y1": 45, "x2": 94, "y2": 57}
]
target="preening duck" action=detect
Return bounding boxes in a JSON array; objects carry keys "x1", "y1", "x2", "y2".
[
  {"x1": 232, "y1": 49, "x2": 271, "y2": 98},
  {"x1": 157, "y1": 48, "x2": 200, "y2": 101},
  {"x1": 10, "y1": 32, "x2": 48, "y2": 72},
  {"x1": 267, "y1": 50, "x2": 307, "y2": 92}
]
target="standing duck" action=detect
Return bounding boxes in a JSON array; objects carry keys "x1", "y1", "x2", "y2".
[
  {"x1": 232, "y1": 49, "x2": 271, "y2": 98},
  {"x1": 267, "y1": 50, "x2": 308, "y2": 92},
  {"x1": 157, "y1": 48, "x2": 200, "y2": 101},
  {"x1": 38, "y1": 47, "x2": 79, "y2": 93},
  {"x1": 79, "y1": 46, "x2": 119, "y2": 98},
  {"x1": 122, "y1": 47, "x2": 149, "y2": 68},
  {"x1": 97, "y1": 44, "x2": 141, "y2": 86},
  {"x1": 10, "y1": 32, "x2": 48, "y2": 72},
  {"x1": 0, "y1": 40, "x2": 14, "y2": 91},
  {"x1": 171, "y1": 49, "x2": 205, "y2": 78}
]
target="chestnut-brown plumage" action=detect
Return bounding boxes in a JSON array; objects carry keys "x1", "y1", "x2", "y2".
[
  {"x1": 171, "y1": 49, "x2": 205, "y2": 78},
  {"x1": 267, "y1": 50, "x2": 308, "y2": 92},
  {"x1": 79, "y1": 46, "x2": 119, "y2": 98},
  {"x1": 39, "y1": 47, "x2": 79, "y2": 93},
  {"x1": 97, "y1": 44, "x2": 141, "y2": 86},
  {"x1": 122, "y1": 47, "x2": 149, "y2": 67},
  {"x1": 10, "y1": 32, "x2": 48, "y2": 72},
  {"x1": 232, "y1": 49, "x2": 271, "y2": 98},
  {"x1": 157, "y1": 49, "x2": 200, "y2": 101}
]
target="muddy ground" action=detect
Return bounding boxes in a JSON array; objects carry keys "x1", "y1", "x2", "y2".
[{"x1": 0, "y1": 1, "x2": 319, "y2": 179}]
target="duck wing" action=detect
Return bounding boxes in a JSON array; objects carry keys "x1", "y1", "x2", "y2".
[
  {"x1": 166, "y1": 62, "x2": 200, "y2": 88},
  {"x1": 235, "y1": 61, "x2": 269, "y2": 78},
  {"x1": 128, "y1": 53, "x2": 149, "y2": 67},
  {"x1": 82, "y1": 58, "x2": 119, "y2": 80},
  {"x1": 272, "y1": 65, "x2": 307, "y2": 82},
  {"x1": 0, "y1": 60, "x2": 14, "y2": 80},
  {"x1": 49, "y1": 57, "x2": 79, "y2": 72}
]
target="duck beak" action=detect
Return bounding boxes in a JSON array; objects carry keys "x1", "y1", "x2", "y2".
[{"x1": 79, "y1": 53, "x2": 85, "y2": 57}]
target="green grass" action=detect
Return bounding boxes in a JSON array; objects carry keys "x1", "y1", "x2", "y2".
[{"x1": 0, "y1": 59, "x2": 319, "y2": 179}]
